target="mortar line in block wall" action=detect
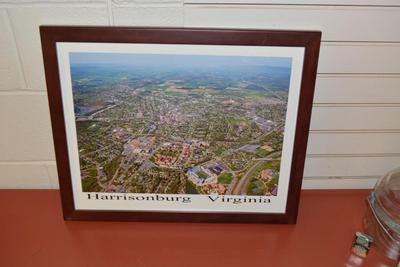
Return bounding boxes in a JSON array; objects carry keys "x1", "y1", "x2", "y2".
[
  {"x1": 0, "y1": 160, "x2": 56, "y2": 165},
  {"x1": 309, "y1": 131, "x2": 400, "y2": 135},
  {"x1": 182, "y1": 2, "x2": 400, "y2": 8},
  {"x1": 309, "y1": 129, "x2": 400, "y2": 133},
  {"x1": 317, "y1": 73, "x2": 400, "y2": 78},
  {"x1": 44, "y1": 164, "x2": 58, "y2": 189},
  {"x1": 0, "y1": 89, "x2": 47, "y2": 95},
  {"x1": 302, "y1": 177, "x2": 378, "y2": 189},
  {"x1": 112, "y1": 1, "x2": 184, "y2": 8},
  {"x1": 321, "y1": 42, "x2": 400, "y2": 48},
  {"x1": 306, "y1": 153, "x2": 400, "y2": 158},
  {"x1": 0, "y1": 1, "x2": 107, "y2": 8},
  {"x1": 322, "y1": 40, "x2": 400, "y2": 44},
  {"x1": 106, "y1": 0, "x2": 114, "y2": 26},
  {"x1": 44, "y1": 165, "x2": 53, "y2": 189},
  {"x1": 303, "y1": 175, "x2": 380, "y2": 180},
  {"x1": 312, "y1": 103, "x2": 400, "y2": 107},
  {"x1": 5, "y1": 8, "x2": 28, "y2": 89},
  {"x1": 318, "y1": 72, "x2": 400, "y2": 75}
]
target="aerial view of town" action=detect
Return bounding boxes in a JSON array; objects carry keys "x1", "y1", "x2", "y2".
[{"x1": 70, "y1": 52, "x2": 292, "y2": 196}]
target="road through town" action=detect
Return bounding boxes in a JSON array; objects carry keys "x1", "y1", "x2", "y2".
[{"x1": 231, "y1": 151, "x2": 281, "y2": 195}]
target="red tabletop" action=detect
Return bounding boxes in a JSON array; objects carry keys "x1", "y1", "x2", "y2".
[{"x1": 0, "y1": 189, "x2": 397, "y2": 267}]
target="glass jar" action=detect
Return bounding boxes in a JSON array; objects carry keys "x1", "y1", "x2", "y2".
[{"x1": 364, "y1": 167, "x2": 400, "y2": 261}]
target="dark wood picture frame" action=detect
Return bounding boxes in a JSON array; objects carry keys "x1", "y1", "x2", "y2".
[{"x1": 40, "y1": 26, "x2": 320, "y2": 223}]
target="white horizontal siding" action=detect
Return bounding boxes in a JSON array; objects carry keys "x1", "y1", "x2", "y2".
[
  {"x1": 318, "y1": 43, "x2": 400, "y2": 74},
  {"x1": 0, "y1": 9, "x2": 25, "y2": 90},
  {"x1": 310, "y1": 106, "x2": 400, "y2": 131},
  {"x1": 307, "y1": 132, "x2": 400, "y2": 155},
  {"x1": 184, "y1": 4, "x2": 400, "y2": 42},
  {"x1": 6, "y1": 5, "x2": 109, "y2": 91},
  {"x1": 185, "y1": 0, "x2": 400, "y2": 6},
  {"x1": 0, "y1": 94, "x2": 55, "y2": 161},
  {"x1": 183, "y1": 3, "x2": 400, "y2": 189},
  {"x1": 314, "y1": 75, "x2": 400, "y2": 104},
  {"x1": 302, "y1": 177, "x2": 378, "y2": 189},
  {"x1": 304, "y1": 156, "x2": 400, "y2": 178},
  {"x1": 0, "y1": 162, "x2": 52, "y2": 189},
  {"x1": 0, "y1": 1, "x2": 399, "y2": 189},
  {"x1": 112, "y1": 2, "x2": 183, "y2": 26}
]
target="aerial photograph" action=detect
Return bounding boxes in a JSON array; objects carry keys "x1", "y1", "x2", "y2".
[{"x1": 70, "y1": 51, "x2": 292, "y2": 196}]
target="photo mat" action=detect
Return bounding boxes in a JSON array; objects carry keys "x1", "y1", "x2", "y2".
[{"x1": 56, "y1": 42, "x2": 305, "y2": 214}]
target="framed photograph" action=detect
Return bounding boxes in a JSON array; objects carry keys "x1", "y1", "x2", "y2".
[{"x1": 40, "y1": 26, "x2": 320, "y2": 223}]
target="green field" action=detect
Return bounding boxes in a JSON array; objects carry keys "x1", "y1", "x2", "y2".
[
  {"x1": 81, "y1": 176, "x2": 102, "y2": 192},
  {"x1": 247, "y1": 179, "x2": 266, "y2": 195},
  {"x1": 226, "y1": 116, "x2": 245, "y2": 125},
  {"x1": 214, "y1": 147, "x2": 227, "y2": 156},
  {"x1": 218, "y1": 172, "x2": 233, "y2": 184},
  {"x1": 255, "y1": 148, "x2": 269, "y2": 158},
  {"x1": 197, "y1": 170, "x2": 209, "y2": 180},
  {"x1": 186, "y1": 180, "x2": 199, "y2": 194}
]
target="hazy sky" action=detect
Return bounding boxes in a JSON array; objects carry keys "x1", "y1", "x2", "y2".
[{"x1": 70, "y1": 52, "x2": 292, "y2": 69}]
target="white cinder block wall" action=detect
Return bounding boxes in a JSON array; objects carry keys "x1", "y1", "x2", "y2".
[{"x1": 0, "y1": 0, "x2": 399, "y2": 190}]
